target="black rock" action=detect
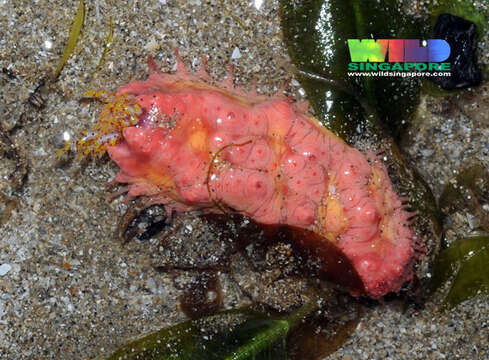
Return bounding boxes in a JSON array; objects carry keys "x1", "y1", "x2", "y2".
[
  {"x1": 125, "y1": 205, "x2": 168, "y2": 241},
  {"x1": 431, "y1": 13, "x2": 482, "y2": 90}
]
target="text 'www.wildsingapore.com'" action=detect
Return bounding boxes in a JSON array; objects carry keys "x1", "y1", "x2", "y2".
[{"x1": 348, "y1": 70, "x2": 452, "y2": 77}]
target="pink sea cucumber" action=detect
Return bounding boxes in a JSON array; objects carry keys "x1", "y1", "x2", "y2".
[{"x1": 78, "y1": 56, "x2": 416, "y2": 299}]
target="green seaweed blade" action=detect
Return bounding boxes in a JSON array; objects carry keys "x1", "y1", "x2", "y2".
[
  {"x1": 106, "y1": 313, "x2": 282, "y2": 360},
  {"x1": 431, "y1": 235, "x2": 489, "y2": 309},
  {"x1": 280, "y1": 0, "x2": 427, "y2": 141},
  {"x1": 54, "y1": 0, "x2": 85, "y2": 80},
  {"x1": 106, "y1": 298, "x2": 319, "y2": 360}
]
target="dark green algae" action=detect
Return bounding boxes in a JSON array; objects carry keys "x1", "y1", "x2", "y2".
[
  {"x1": 432, "y1": 162, "x2": 489, "y2": 308},
  {"x1": 106, "y1": 297, "x2": 319, "y2": 360},
  {"x1": 106, "y1": 291, "x2": 363, "y2": 360},
  {"x1": 430, "y1": 235, "x2": 489, "y2": 309}
]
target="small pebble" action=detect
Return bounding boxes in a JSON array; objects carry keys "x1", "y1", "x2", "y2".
[
  {"x1": 231, "y1": 47, "x2": 242, "y2": 59},
  {"x1": 0, "y1": 264, "x2": 12, "y2": 276}
]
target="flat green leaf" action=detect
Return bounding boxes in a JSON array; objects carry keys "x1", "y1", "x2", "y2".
[
  {"x1": 280, "y1": 0, "x2": 427, "y2": 140},
  {"x1": 106, "y1": 299, "x2": 320, "y2": 360},
  {"x1": 430, "y1": 235, "x2": 489, "y2": 309},
  {"x1": 54, "y1": 0, "x2": 85, "y2": 80}
]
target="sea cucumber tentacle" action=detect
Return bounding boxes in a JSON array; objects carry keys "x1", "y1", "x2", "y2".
[{"x1": 82, "y1": 57, "x2": 416, "y2": 299}]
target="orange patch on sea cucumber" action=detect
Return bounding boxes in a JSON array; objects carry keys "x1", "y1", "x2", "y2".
[
  {"x1": 188, "y1": 128, "x2": 208, "y2": 153},
  {"x1": 317, "y1": 178, "x2": 348, "y2": 242}
]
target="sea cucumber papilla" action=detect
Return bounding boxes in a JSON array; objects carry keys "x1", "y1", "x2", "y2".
[{"x1": 78, "y1": 55, "x2": 416, "y2": 299}]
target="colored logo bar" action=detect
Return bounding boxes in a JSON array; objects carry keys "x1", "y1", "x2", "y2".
[{"x1": 348, "y1": 39, "x2": 450, "y2": 62}]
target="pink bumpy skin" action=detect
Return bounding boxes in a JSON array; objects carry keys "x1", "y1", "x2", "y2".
[{"x1": 104, "y1": 58, "x2": 415, "y2": 298}]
